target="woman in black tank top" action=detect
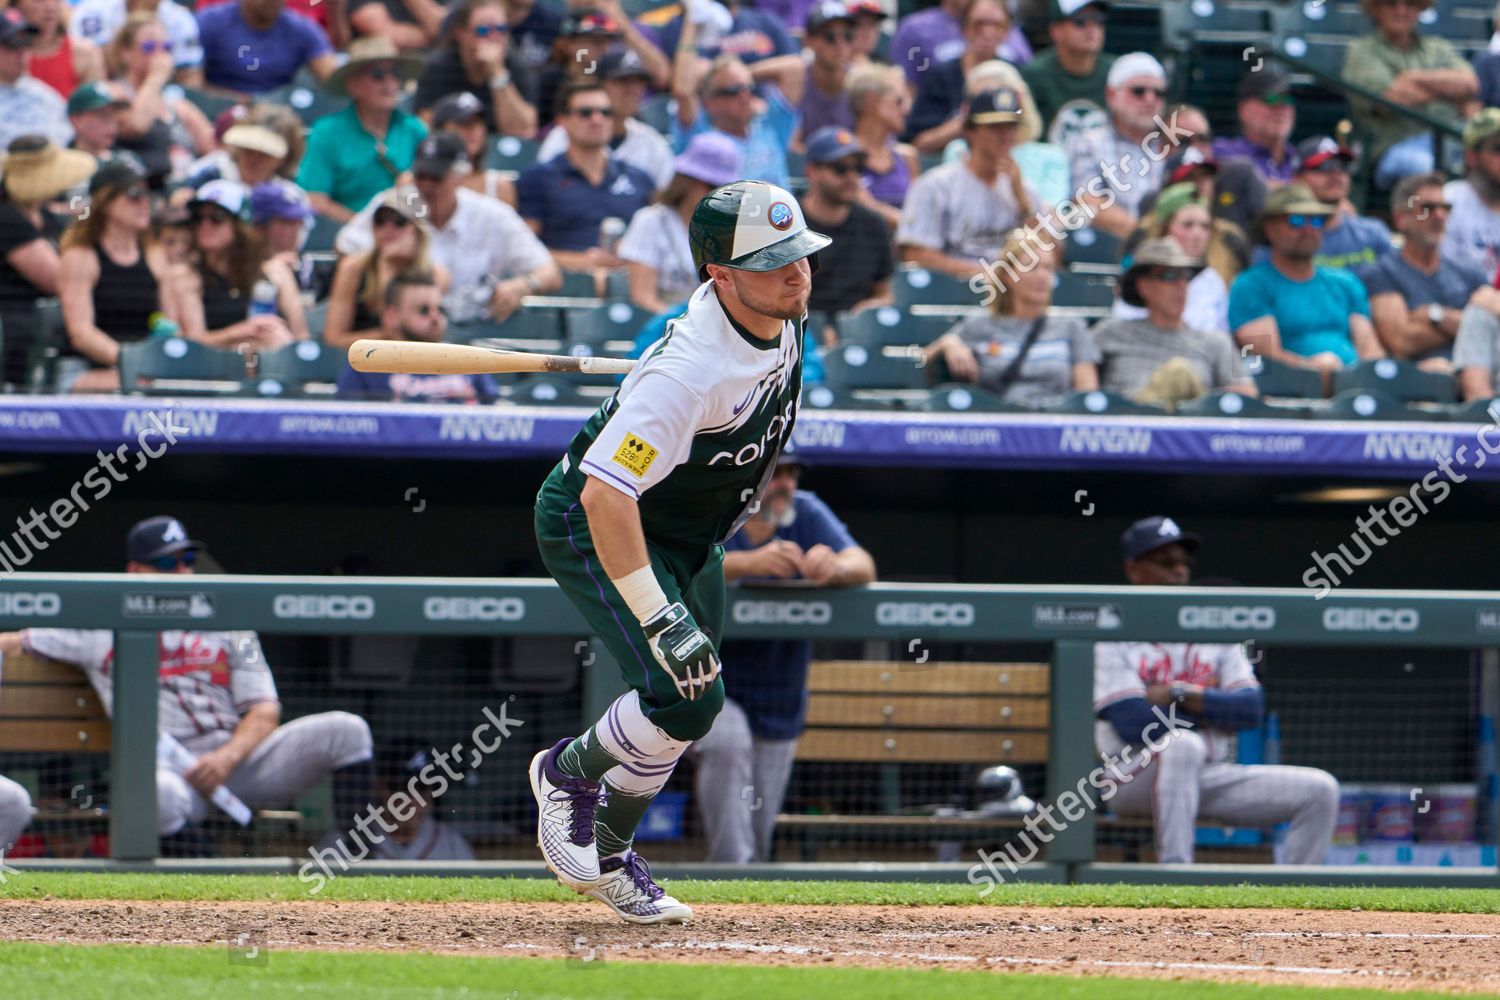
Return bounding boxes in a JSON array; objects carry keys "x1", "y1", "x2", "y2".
[
  {"x1": 323, "y1": 190, "x2": 449, "y2": 351},
  {"x1": 170, "y1": 181, "x2": 308, "y2": 349},
  {"x1": 57, "y1": 157, "x2": 175, "y2": 393}
]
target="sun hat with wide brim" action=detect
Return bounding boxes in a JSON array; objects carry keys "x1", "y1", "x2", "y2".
[
  {"x1": 2, "y1": 138, "x2": 97, "y2": 202},
  {"x1": 326, "y1": 36, "x2": 424, "y2": 97},
  {"x1": 1119, "y1": 236, "x2": 1205, "y2": 307}
]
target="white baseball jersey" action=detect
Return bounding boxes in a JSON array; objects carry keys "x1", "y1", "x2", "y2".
[
  {"x1": 1093, "y1": 642, "x2": 1260, "y2": 765},
  {"x1": 22, "y1": 629, "x2": 279, "y2": 742}
]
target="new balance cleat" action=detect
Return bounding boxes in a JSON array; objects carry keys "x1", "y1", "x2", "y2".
[
  {"x1": 529, "y1": 738, "x2": 602, "y2": 888},
  {"x1": 585, "y1": 850, "x2": 692, "y2": 924}
]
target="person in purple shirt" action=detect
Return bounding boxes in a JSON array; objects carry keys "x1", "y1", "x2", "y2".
[
  {"x1": 793, "y1": 0, "x2": 857, "y2": 140},
  {"x1": 196, "y1": 0, "x2": 338, "y2": 95},
  {"x1": 1211, "y1": 67, "x2": 1299, "y2": 186},
  {"x1": 336, "y1": 272, "x2": 499, "y2": 403},
  {"x1": 892, "y1": 0, "x2": 1030, "y2": 87}
]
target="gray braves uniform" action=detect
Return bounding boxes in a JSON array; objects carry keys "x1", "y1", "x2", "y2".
[
  {"x1": 0, "y1": 773, "x2": 32, "y2": 851},
  {"x1": 1094, "y1": 641, "x2": 1339, "y2": 864},
  {"x1": 21, "y1": 629, "x2": 372, "y2": 836}
]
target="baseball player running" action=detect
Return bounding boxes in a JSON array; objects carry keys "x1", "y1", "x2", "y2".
[
  {"x1": 1094, "y1": 516, "x2": 1340, "y2": 864},
  {"x1": 0, "y1": 516, "x2": 374, "y2": 847},
  {"x1": 529, "y1": 180, "x2": 828, "y2": 924},
  {"x1": 0, "y1": 774, "x2": 32, "y2": 853}
]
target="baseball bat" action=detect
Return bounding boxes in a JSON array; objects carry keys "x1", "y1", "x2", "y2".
[{"x1": 348, "y1": 339, "x2": 638, "y2": 376}]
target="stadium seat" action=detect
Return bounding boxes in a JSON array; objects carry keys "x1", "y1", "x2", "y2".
[
  {"x1": 508, "y1": 376, "x2": 601, "y2": 407},
  {"x1": 566, "y1": 301, "x2": 654, "y2": 347},
  {"x1": 1251, "y1": 355, "x2": 1325, "y2": 399},
  {"x1": 17, "y1": 297, "x2": 63, "y2": 391},
  {"x1": 819, "y1": 342, "x2": 927, "y2": 391},
  {"x1": 485, "y1": 136, "x2": 542, "y2": 173},
  {"x1": 1175, "y1": 390, "x2": 1303, "y2": 419},
  {"x1": 254, "y1": 340, "x2": 344, "y2": 397},
  {"x1": 177, "y1": 86, "x2": 240, "y2": 123},
  {"x1": 118, "y1": 338, "x2": 246, "y2": 394},
  {"x1": 1051, "y1": 271, "x2": 1114, "y2": 310},
  {"x1": 835, "y1": 306, "x2": 953, "y2": 349},
  {"x1": 1314, "y1": 387, "x2": 1430, "y2": 421},
  {"x1": 304, "y1": 215, "x2": 342, "y2": 254},
  {"x1": 1044, "y1": 389, "x2": 1166, "y2": 415},
  {"x1": 786, "y1": 149, "x2": 806, "y2": 180},
  {"x1": 1444, "y1": 397, "x2": 1500, "y2": 423},
  {"x1": 603, "y1": 268, "x2": 632, "y2": 301},
  {"x1": 636, "y1": 93, "x2": 672, "y2": 134},
  {"x1": 303, "y1": 300, "x2": 329, "y2": 342},
  {"x1": 558, "y1": 270, "x2": 604, "y2": 298},
  {"x1": 1062, "y1": 227, "x2": 1123, "y2": 269},
  {"x1": 921, "y1": 382, "x2": 1030, "y2": 413},
  {"x1": 891, "y1": 266, "x2": 979, "y2": 309},
  {"x1": 799, "y1": 382, "x2": 899, "y2": 410},
  {"x1": 264, "y1": 81, "x2": 347, "y2": 125},
  {"x1": 1331, "y1": 359, "x2": 1458, "y2": 404},
  {"x1": 446, "y1": 306, "x2": 565, "y2": 344}
]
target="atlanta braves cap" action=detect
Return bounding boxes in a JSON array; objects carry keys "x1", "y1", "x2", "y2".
[
  {"x1": 1120, "y1": 515, "x2": 1200, "y2": 561},
  {"x1": 128, "y1": 516, "x2": 206, "y2": 563}
]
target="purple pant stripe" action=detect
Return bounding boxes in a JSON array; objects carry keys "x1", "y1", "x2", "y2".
[{"x1": 562, "y1": 502, "x2": 660, "y2": 703}]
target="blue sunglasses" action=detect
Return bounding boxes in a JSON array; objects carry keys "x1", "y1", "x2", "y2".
[
  {"x1": 471, "y1": 23, "x2": 509, "y2": 36},
  {"x1": 1285, "y1": 214, "x2": 1326, "y2": 230},
  {"x1": 150, "y1": 549, "x2": 197, "y2": 572}
]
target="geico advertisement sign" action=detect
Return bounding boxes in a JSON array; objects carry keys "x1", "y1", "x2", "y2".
[
  {"x1": 273, "y1": 594, "x2": 376, "y2": 620},
  {"x1": 875, "y1": 602, "x2": 975, "y2": 627},
  {"x1": 1321, "y1": 607, "x2": 1420, "y2": 632},
  {"x1": 732, "y1": 600, "x2": 833, "y2": 625},
  {"x1": 423, "y1": 596, "x2": 525, "y2": 621},
  {"x1": 0, "y1": 591, "x2": 61, "y2": 616},
  {"x1": 1177, "y1": 605, "x2": 1276, "y2": 630}
]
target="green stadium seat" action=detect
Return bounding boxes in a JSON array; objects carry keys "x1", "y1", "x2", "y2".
[
  {"x1": 1314, "y1": 387, "x2": 1430, "y2": 421},
  {"x1": 304, "y1": 215, "x2": 342, "y2": 254},
  {"x1": 820, "y1": 342, "x2": 927, "y2": 390},
  {"x1": 566, "y1": 301, "x2": 654, "y2": 346},
  {"x1": 118, "y1": 338, "x2": 245, "y2": 394},
  {"x1": 509, "y1": 376, "x2": 600, "y2": 407},
  {"x1": 254, "y1": 340, "x2": 344, "y2": 397},
  {"x1": 835, "y1": 306, "x2": 953, "y2": 348},
  {"x1": 558, "y1": 270, "x2": 604, "y2": 298},
  {"x1": 1332, "y1": 359, "x2": 1458, "y2": 404},
  {"x1": 178, "y1": 87, "x2": 240, "y2": 123},
  {"x1": 786, "y1": 149, "x2": 805, "y2": 180},
  {"x1": 1175, "y1": 390, "x2": 1304, "y2": 419},
  {"x1": 446, "y1": 307, "x2": 565, "y2": 344},
  {"x1": 921, "y1": 383, "x2": 1030, "y2": 413},
  {"x1": 800, "y1": 382, "x2": 899, "y2": 410},
  {"x1": 636, "y1": 94, "x2": 672, "y2": 134},
  {"x1": 486, "y1": 136, "x2": 542, "y2": 173},
  {"x1": 264, "y1": 81, "x2": 347, "y2": 125},
  {"x1": 303, "y1": 301, "x2": 328, "y2": 342},
  {"x1": 1442, "y1": 396, "x2": 1500, "y2": 423},
  {"x1": 1063, "y1": 228, "x2": 1122, "y2": 268},
  {"x1": 1251, "y1": 355, "x2": 1325, "y2": 399},
  {"x1": 891, "y1": 267, "x2": 978, "y2": 309},
  {"x1": 17, "y1": 297, "x2": 63, "y2": 391},
  {"x1": 1051, "y1": 271, "x2": 1114, "y2": 309},
  {"x1": 1044, "y1": 389, "x2": 1166, "y2": 415}
]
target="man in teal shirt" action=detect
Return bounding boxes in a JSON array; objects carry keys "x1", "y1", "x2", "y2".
[
  {"x1": 1229, "y1": 184, "x2": 1385, "y2": 374},
  {"x1": 297, "y1": 37, "x2": 428, "y2": 222}
]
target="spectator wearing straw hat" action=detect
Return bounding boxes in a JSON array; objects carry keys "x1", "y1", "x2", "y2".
[
  {"x1": 1229, "y1": 183, "x2": 1385, "y2": 375},
  {"x1": 196, "y1": 0, "x2": 338, "y2": 95},
  {"x1": 1093, "y1": 237, "x2": 1256, "y2": 409},
  {"x1": 298, "y1": 37, "x2": 428, "y2": 223},
  {"x1": 0, "y1": 135, "x2": 96, "y2": 386}
]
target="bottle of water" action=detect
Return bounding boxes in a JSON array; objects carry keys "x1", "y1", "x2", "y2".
[
  {"x1": 249, "y1": 279, "x2": 279, "y2": 318},
  {"x1": 599, "y1": 217, "x2": 626, "y2": 255}
]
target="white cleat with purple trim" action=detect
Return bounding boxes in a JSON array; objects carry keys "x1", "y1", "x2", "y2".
[
  {"x1": 529, "y1": 738, "x2": 602, "y2": 889},
  {"x1": 585, "y1": 850, "x2": 692, "y2": 924}
]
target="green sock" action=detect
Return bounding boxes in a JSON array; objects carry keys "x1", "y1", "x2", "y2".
[
  {"x1": 594, "y1": 786, "x2": 654, "y2": 858},
  {"x1": 555, "y1": 726, "x2": 624, "y2": 782}
]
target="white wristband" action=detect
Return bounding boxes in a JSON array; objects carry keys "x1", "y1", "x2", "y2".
[{"x1": 614, "y1": 564, "x2": 669, "y2": 623}]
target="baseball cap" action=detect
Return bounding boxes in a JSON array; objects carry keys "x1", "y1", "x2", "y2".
[
  {"x1": 431, "y1": 91, "x2": 485, "y2": 126},
  {"x1": 1296, "y1": 135, "x2": 1354, "y2": 173},
  {"x1": 1120, "y1": 516, "x2": 1200, "y2": 561},
  {"x1": 848, "y1": 0, "x2": 884, "y2": 20},
  {"x1": 560, "y1": 9, "x2": 620, "y2": 36},
  {"x1": 67, "y1": 81, "x2": 127, "y2": 116},
  {"x1": 1049, "y1": 0, "x2": 1109, "y2": 18},
  {"x1": 0, "y1": 9, "x2": 39, "y2": 48},
  {"x1": 250, "y1": 180, "x2": 312, "y2": 224},
  {"x1": 601, "y1": 47, "x2": 650, "y2": 81},
  {"x1": 127, "y1": 516, "x2": 205, "y2": 563},
  {"x1": 412, "y1": 131, "x2": 471, "y2": 176},
  {"x1": 1106, "y1": 52, "x2": 1165, "y2": 89},
  {"x1": 806, "y1": 0, "x2": 854, "y2": 33},
  {"x1": 967, "y1": 86, "x2": 1024, "y2": 125},
  {"x1": 1164, "y1": 144, "x2": 1218, "y2": 185},
  {"x1": 1238, "y1": 66, "x2": 1293, "y2": 103},
  {"x1": 89, "y1": 152, "x2": 147, "y2": 194},
  {"x1": 187, "y1": 178, "x2": 248, "y2": 219},
  {"x1": 672, "y1": 130, "x2": 742, "y2": 186},
  {"x1": 804, "y1": 125, "x2": 864, "y2": 164},
  {"x1": 1464, "y1": 107, "x2": 1500, "y2": 149}
]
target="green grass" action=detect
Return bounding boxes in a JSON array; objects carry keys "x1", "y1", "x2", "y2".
[
  {"x1": 4, "y1": 871, "x2": 1500, "y2": 912},
  {"x1": 0, "y1": 943, "x2": 1474, "y2": 1000}
]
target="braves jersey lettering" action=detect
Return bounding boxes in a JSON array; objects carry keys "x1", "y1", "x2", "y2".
[{"x1": 1093, "y1": 641, "x2": 1259, "y2": 765}]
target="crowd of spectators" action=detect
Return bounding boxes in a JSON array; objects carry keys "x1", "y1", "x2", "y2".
[{"x1": 0, "y1": 0, "x2": 1495, "y2": 408}]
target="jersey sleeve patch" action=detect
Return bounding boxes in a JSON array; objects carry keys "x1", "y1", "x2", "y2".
[{"x1": 612, "y1": 431, "x2": 660, "y2": 479}]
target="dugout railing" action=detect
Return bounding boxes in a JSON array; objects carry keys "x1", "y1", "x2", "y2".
[{"x1": 1, "y1": 573, "x2": 1498, "y2": 887}]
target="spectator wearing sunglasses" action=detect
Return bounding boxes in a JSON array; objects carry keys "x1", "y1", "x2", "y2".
[
  {"x1": 846, "y1": 63, "x2": 920, "y2": 229},
  {"x1": 517, "y1": 79, "x2": 653, "y2": 272},
  {"x1": 1441, "y1": 110, "x2": 1500, "y2": 279},
  {"x1": 170, "y1": 179, "x2": 308, "y2": 351},
  {"x1": 338, "y1": 271, "x2": 499, "y2": 402},
  {"x1": 538, "y1": 7, "x2": 666, "y2": 129},
  {"x1": 107, "y1": 16, "x2": 215, "y2": 189},
  {"x1": 429, "y1": 91, "x2": 516, "y2": 203},
  {"x1": 905, "y1": 0, "x2": 1014, "y2": 154},
  {"x1": 414, "y1": 0, "x2": 539, "y2": 139},
  {"x1": 298, "y1": 38, "x2": 428, "y2": 223},
  {"x1": 670, "y1": 50, "x2": 797, "y2": 189},
  {"x1": 70, "y1": 0, "x2": 203, "y2": 87},
  {"x1": 1113, "y1": 185, "x2": 1231, "y2": 337},
  {"x1": 1283, "y1": 136, "x2": 1393, "y2": 272},
  {"x1": 18, "y1": 0, "x2": 105, "y2": 100},
  {"x1": 1344, "y1": 0, "x2": 1476, "y2": 190},
  {"x1": 784, "y1": 1, "x2": 857, "y2": 141},
  {"x1": 0, "y1": 11, "x2": 72, "y2": 151},
  {"x1": 891, "y1": 0, "x2": 1030, "y2": 90},
  {"x1": 1211, "y1": 68, "x2": 1298, "y2": 187},
  {"x1": 799, "y1": 126, "x2": 892, "y2": 323},
  {"x1": 1064, "y1": 52, "x2": 1167, "y2": 239},
  {"x1": 1230, "y1": 184, "x2": 1385, "y2": 378},
  {"x1": 535, "y1": 49, "x2": 675, "y2": 191},
  {"x1": 57, "y1": 156, "x2": 177, "y2": 393},
  {"x1": 1094, "y1": 238, "x2": 1255, "y2": 409},
  {"x1": 1361, "y1": 172, "x2": 1495, "y2": 373},
  {"x1": 196, "y1": 0, "x2": 338, "y2": 96},
  {"x1": 1021, "y1": 0, "x2": 1113, "y2": 132},
  {"x1": 325, "y1": 187, "x2": 449, "y2": 351}
]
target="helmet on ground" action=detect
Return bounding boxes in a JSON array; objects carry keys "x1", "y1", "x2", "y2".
[{"x1": 690, "y1": 180, "x2": 831, "y2": 280}]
